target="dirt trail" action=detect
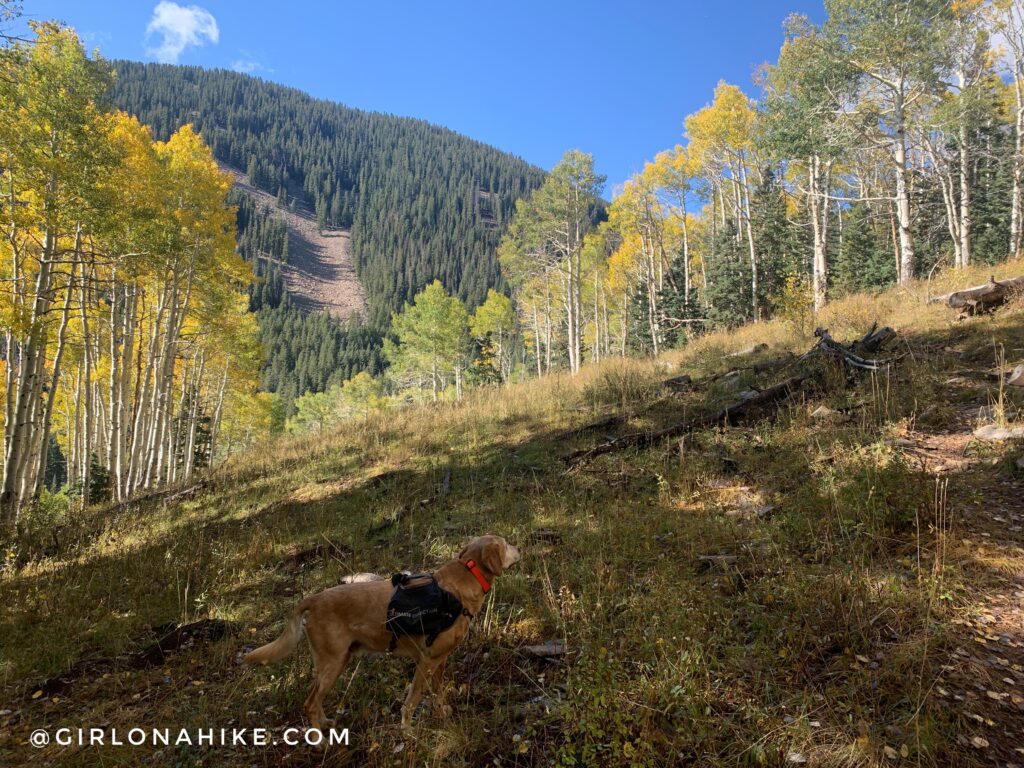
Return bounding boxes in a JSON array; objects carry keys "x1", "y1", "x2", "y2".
[
  {"x1": 899, "y1": 395, "x2": 1024, "y2": 764},
  {"x1": 224, "y1": 165, "x2": 367, "y2": 319}
]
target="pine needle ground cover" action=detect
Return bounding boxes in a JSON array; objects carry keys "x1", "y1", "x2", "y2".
[{"x1": 2, "y1": 262, "x2": 1024, "y2": 767}]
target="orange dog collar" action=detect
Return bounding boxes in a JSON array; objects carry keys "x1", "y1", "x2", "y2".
[{"x1": 464, "y1": 559, "x2": 491, "y2": 593}]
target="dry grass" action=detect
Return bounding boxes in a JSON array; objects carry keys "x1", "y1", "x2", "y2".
[{"x1": 2, "y1": 265, "x2": 1024, "y2": 766}]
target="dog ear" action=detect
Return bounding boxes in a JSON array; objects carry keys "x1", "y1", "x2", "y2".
[
  {"x1": 457, "y1": 544, "x2": 470, "y2": 561},
  {"x1": 481, "y1": 541, "x2": 504, "y2": 576}
]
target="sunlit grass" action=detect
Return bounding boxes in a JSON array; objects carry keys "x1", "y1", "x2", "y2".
[{"x1": 2, "y1": 266, "x2": 1024, "y2": 766}]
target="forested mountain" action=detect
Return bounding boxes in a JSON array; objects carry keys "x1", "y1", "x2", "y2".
[
  {"x1": 108, "y1": 63, "x2": 546, "y2": 326},
  {"x1": 231, "y1": 191, "x2": 384, "y2": 412}
]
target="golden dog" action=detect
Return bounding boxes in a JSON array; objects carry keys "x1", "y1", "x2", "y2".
[{"x1": 244, "y1": 535, "x2": 521, "y2": 731}]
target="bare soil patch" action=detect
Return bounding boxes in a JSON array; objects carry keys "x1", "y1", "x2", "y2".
[{"x1": 224, "y1": 166, "x2": 367, "y2": 319}]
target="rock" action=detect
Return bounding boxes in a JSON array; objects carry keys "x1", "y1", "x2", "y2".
[
  {"x1": 528, "y1": 529, "x2": 563, "y2": 544},
  {"x1": 663, "y1": 374, "x2": 693, "y2": 392},
  {"x1": 1008, "y1": 364, "x2": 1024, "y2": 388},
  {"x1": 341, "y1": 572, "x2": 385, "y2": 583},
  {"x1": 698, "y1": 554, "x2": 739, "y2": 570},
  {"x1": 522, "y1": 641, "x2": 566, "y2": 658},
  {"x1": 974, "y1": 424, "x2": 1024, "y2": 441},
  {"x1": 811, "y1": 405, "x2": 840, "y2": 423}
]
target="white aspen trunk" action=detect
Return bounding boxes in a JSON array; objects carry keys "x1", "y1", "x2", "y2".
[
  {"x1": 3, "y1": 331, "x2": 14, "y2": 470},
  {"x1": 561, "y1": 269, "x2": 575, "y2": 374},
  {"x1": 79, "y1": 267, "x2": 94, "y2": 505},
  {"x1": 32, "y1": 261, "x2": 76, "y2": 497},
  {"x1": 572, "y1": 185, "x2": 583, "y2": 375},
  {"x1": 106, "y1": 278, "x2": 122, "y2": 495},
  {"x1": 600, "y1": 280, "x2": 610, "y2": 358},
  {"x1": 935, "y1": 153, "x2": 962, "y2": 266},
  {"x1": 544, "y1": 289, "x2": 552, "y2": 374},
  {"x1": 958, "y1": 121, "x2": 971, "y2": 268},
  {"x1": 169, "y1": 367, "x2": 189, "y2": 484},
  {"x1": 808, "y1": 156, "x2": 832, "y2": 311},
  {"x1": 888, "y1": 200, "x2": 901, "y2": 281},
  {"x1": 531, "y1": 307, "x2": 542, "y2": 378},
  {"x1": 680, "y1": 201, "x2": 691, "y2": 311},
  {"x1": 2, "y1": 225, "x2": 57, "y2": 522},
  {"x1": 738, "y1": 160, "x2": 758, "y2": 320},
  {"x1": 642, "y1": 233, "x2": 660, "y2": 357},
  {"x1": 93, "y1": 374, "x2": 107, "y2": 466},
  {"x1": 70, "y1": 367, "x2": 81, "y2": 486},
  {"x1": 893, "y1": 92, "x2": 916, "y2": 284},
  {"x1": 620, "y1": 295, "x2": 627, "y2": 356},
  {"x1": 732, "y1": 172, "x2": 743, "y2": 246},
  {"x1": 128, "y1": 282, "x2": 166, "y2": 493},
  {"x1": 2, "y1": 177, "x2": 22, "y2": 482},
  {"x1": 208, "y1": 364, "x2": 228, "y2": 464},
  {"x1": 1011, "y1": 67, "x2": 1024, "y2": 257},
  {"x1": 114, "y1": 286, "x2": 136, "y2": 499}
]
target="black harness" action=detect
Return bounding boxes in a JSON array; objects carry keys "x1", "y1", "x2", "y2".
[{"x1": 385, "y1": 572, "x2": 473, "y2": 650}]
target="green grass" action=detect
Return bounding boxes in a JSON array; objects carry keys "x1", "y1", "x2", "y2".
[{"x1": 2, "y1": 262, "x2": 1024, "y2": 766}]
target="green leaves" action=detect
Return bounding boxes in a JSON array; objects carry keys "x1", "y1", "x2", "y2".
[{"x1": 385, "y1": 280, "x2": 471, "y2": 400}]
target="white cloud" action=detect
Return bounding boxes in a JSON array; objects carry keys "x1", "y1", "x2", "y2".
[
  {"x1": 145, "y1": 1, "x2": 219, "y2": 64},
  {"x1": 231, "y1": 60, "x2": 260, "y2": 73},
  {"x1": 230, "y1": 49, "x2": 273, "y2": 75}
]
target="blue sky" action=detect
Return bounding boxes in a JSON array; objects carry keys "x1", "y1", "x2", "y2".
[{"x1": 16, "y1": 1, "x2": 824, "y2": 189}]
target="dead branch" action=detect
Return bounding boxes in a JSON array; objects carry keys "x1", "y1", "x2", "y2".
[
  {"x1": 949, "y1": 364, "x2": 1024, "y2": 387},
  {"x1": 803, "y1": 327, "x2": 900, "y2": 371},
  {"x1": 564, "y1": 375, "x2": 808, "y2": 467}
]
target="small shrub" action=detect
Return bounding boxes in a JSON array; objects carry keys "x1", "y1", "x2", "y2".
[{"x1": 581, "y1": 363, "x2": 661, "y2": 412}]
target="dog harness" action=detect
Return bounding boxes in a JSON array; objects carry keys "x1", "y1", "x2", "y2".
[{"x1": 385, "y1": 560, "x2": 490, "y2": 650}]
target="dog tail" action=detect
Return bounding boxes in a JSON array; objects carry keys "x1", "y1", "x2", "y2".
[{"x1": 243, "y1": 603, "x2": 308, "y2": 666}]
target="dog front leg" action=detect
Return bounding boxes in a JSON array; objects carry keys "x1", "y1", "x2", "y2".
[
  {"x1": 429, "y1": 660, "x2": 452, "y2": 718},
  {"x1": 401, "y1": 658, "x2": 440, "y2": 733}
]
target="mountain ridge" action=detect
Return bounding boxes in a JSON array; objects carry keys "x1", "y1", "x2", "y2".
[{"x1": 108, "y1": 62, "x2": 547, "y2": 326}]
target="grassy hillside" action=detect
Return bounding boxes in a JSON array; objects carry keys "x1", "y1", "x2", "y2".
[{"x1": 2, "y1": 264, "x2": 1024, "y2": 767}]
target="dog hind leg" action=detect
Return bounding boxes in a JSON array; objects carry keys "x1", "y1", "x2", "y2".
[{"x1": 302, "y1": 629, "x2": 351, "y2": 730}]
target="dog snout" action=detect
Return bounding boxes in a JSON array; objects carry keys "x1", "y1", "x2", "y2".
[{"x1": 505, "y1": 543, "x2": 523, "y2": 566}]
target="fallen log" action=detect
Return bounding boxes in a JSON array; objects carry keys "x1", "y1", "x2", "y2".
[
  {"x1": 937, "y1": 275, "x2": 1024, "y2": 315},
  {"x1": 945, "y1": 364, "x2": 1024, "y2": 387},
  {"x1": 564, "y1": 375, "x2": 807, "y2": 467},
  {"x1": 726, "y1": 343, "x2": 769, "y2": 358},
  {"x1": 805, "y1": 327, "x2": 901, "y2": 371},
  {"x1": 566, "y1": 327, "x2": 895, "y2": 465},
  {"x1": 849, "y1": 323, "x2": 896, "y2": 356}
]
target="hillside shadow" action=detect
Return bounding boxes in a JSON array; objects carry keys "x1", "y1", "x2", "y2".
[{"x1": 4, "y1": 307, "x2": 1024, "y2": 766}]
